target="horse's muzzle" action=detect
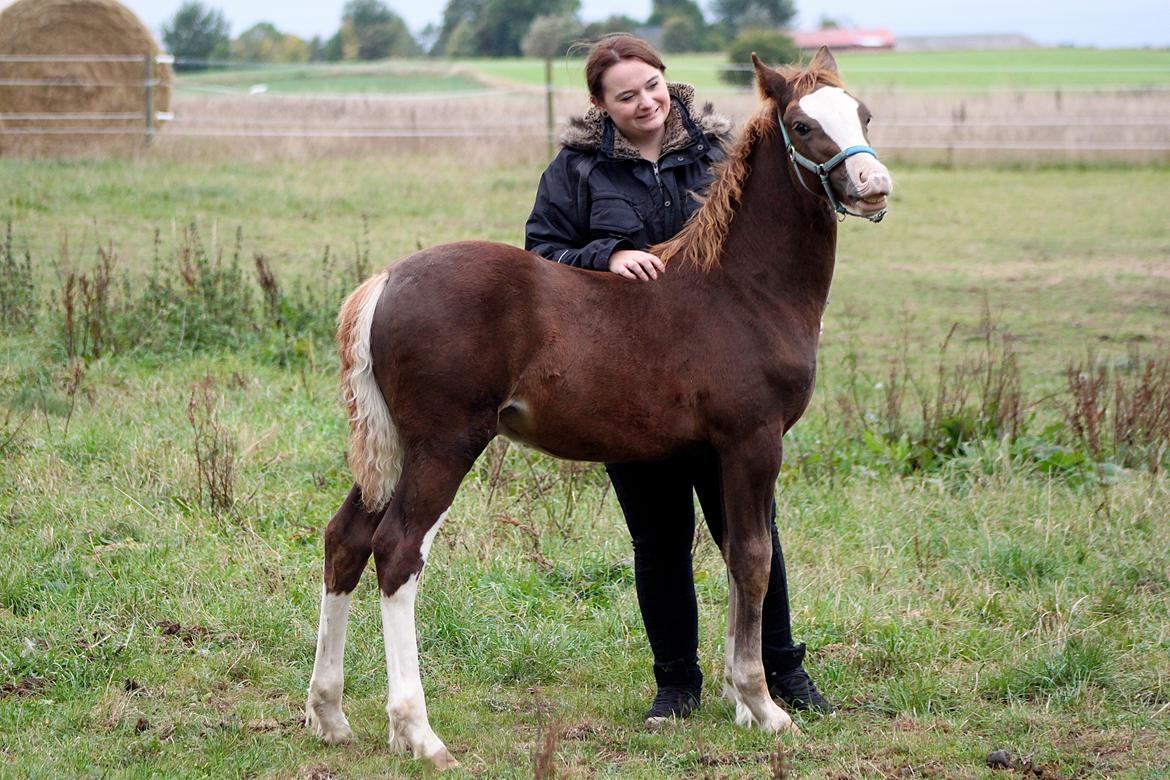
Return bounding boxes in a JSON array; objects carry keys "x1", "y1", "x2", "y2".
[{"x1": 844, "y1": 155, "x2": 893, "y2": 217}]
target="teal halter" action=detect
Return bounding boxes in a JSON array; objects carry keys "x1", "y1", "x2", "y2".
[{"x1": 777, "y1": 110, "x2": 886, "y2": 223}]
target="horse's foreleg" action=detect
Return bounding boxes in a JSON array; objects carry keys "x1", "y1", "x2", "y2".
[
  {"x1": 723, "y1": 574, "x2": 754, "y2": 720},
  {"x1": 720, "y1": 438, "x2": 797, "y2": 734},
  {"x1": 373, "y1": 455, "x2": 469, "y2": 770},
  {"x1": 307, "y1": 484, "x2": 380, "y2": 744}
]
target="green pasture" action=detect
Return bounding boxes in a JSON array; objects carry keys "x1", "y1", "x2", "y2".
[
  {"x1": 2, "y1": 152, "x2": 1169, "y2": 778},
  {"x1": 173, "y1": 48, "x2": 1170, "y2": 96},
  {"x1": 469, "y1": 48, "x2": 1170, "y2": 92},
  {"x1": 3, "y1": 157, "x2": 1166, "y2": 381},
  {"x1": 177, "y1": 62, "x2": 484, "y2": 95}
]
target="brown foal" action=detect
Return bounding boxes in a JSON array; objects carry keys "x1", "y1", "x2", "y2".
[{"x1": 305, "y1": 48, "x2": 893, "y2": 768}]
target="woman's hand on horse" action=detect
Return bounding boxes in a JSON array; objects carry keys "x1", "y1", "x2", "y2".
[{"x1": 609, "y1": 250, "x2": 665, "y2": 281}]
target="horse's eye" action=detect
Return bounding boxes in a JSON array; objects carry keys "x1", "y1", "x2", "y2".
[
  {"x1": 865, "y1": 115, "x2": 872, "y2": 126},
  {"x1": 793, "y1": 122, "x2": 811, "y2": 136}
]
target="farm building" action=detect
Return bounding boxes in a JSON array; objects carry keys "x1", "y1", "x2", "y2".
[{"x1": 791, "y1": 28, "x2": 896, "y2": 52}]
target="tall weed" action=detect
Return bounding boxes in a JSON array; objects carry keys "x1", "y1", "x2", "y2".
[
  {"x1": 1065, "y1": 351, "x2": 1170, "y2": 473},
  {"x1": 187, "y1": 375, "x2": 237, "y2": 514},
  {"x1": 0, "y1": 220, "x2": 37, "y2": 334},
  {"x1": 828, "y1": 307, "x2": 1026, "y2": 474}
]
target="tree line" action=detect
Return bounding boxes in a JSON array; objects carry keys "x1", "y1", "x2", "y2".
[{"x1": 163, "y1": 0, "x2": 798, "y2": 65}]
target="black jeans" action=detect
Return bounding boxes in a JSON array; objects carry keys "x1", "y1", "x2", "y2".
[{"x1": 606, "y1": 445, "x2": 796, "y2": 669}]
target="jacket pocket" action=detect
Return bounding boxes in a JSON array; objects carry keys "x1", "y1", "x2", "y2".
[{"x1": 589, "y1": 197, "x2": 643, "y2": 238}]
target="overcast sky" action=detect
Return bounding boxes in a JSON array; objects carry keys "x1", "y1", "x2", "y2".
[{"x1": 122, "y1": 0, "x2": 1170, "y2": 49}]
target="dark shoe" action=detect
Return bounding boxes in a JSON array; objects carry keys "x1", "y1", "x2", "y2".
[
  {"x1": 764, "y1": 643, "x2": 834, "y2": 714},
  {"x1": 768, "y1": 665, "x2": 832, "y2": 713},
  {"x1": 644, "y1": 686, "x2": 700, "y2": 729},
  {"x1": 645, "y1": 657, "x2": 703, "y2": 729}
]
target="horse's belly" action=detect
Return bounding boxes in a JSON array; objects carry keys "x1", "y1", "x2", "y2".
[{"x1": 496, "y1": 397, "x2": 689, "y2": 463}]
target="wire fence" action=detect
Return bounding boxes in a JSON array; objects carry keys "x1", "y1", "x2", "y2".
[
  {"x1": 2, "y1": 55, "x2": 1169, "y2": 160},
  {"x1": 0, "y1": 53, "x2": 173, "y2": 145}
]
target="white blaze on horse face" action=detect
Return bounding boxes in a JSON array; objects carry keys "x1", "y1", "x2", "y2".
[{"x1": 798, "y1": 86, "x2": 892, "y2": 201}]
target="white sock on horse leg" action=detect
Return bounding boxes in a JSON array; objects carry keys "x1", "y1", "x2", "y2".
[
  {"x1": 381, "y1": 510, "x2": 455, "y2": 765},
  {"x1": 307, "y1": 590, "x2": 354, "y2": 743}
]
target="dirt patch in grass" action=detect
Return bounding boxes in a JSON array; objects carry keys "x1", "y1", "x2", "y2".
[
  {"x1": 0, "y1": 675, "x2": 47, "y2": 698},
  {"x1": 1051, "y1": 728, "x2": 1170, "y2": 776}
]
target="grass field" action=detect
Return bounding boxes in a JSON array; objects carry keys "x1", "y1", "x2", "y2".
[
  {"x1": 2, "y1": 147, "x2": 1169, "y2": 775},
  {"x1": 172, "y1": 48, "x2": 1170, "y2": 96},
  {"x1": 448, "y1": 49, "x2": 1170, "y2": 92},
  {"x1": 178, "y1": 63, "x2": 485, "y2": 96}
]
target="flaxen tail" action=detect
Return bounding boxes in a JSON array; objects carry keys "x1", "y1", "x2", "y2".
[{"x1": 337, "y1": 271, "x2": 400, "y2": 511}]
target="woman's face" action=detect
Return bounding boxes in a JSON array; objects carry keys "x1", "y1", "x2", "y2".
[{"x1": 596, "y1": 58, "x2": 669, "y2": 142}]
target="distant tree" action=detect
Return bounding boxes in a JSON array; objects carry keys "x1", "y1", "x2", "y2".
[
  {"x1": 434, "y1": 0, "x2": 579, "y2": 57},
  {"x1": 233, "y1": 22, "x2": 310, "y2": 63},
  {"x1": 308, "y1": 35, "x2": 328, "y2": 61},
  {"x1": 661, "y1": 15, "x2": 701, "y2": 52},
  {"x1": 433, "y1": 0, "x2": 481, "y2": 55},
  {"x1": 735, "y1": 4, "x2": 778, "y2": 31},
  {"x1": 818, "y1": 15, "x2": 842, "y2": 29},
  {"x1": 162, "y1": 1, "x2": 230, "y2": 69},
  {"x1": 712, "y1": 0, "x2": 796, "y2": 31},
  {"x1": 580, "y1": 14, "x2": 643, "y2": 41},
  {"x1": 341, "y1": 0, "x2": 421, "y2": 59},
  {"x1": 648, "y1": 0, "x2": 705, "y2": 29},
  {"x1": 322, "y1": 30, "x2": 345, "y2": 61},
  {"x1": 521, "y1": 14, "x2": 583, "y2": 58},
  {"x1": 417, "y1": 22, "x2": 442, "y2": 53},
  {"x1": 721, "y1": 29, "x2": 797, "y2": 85}
]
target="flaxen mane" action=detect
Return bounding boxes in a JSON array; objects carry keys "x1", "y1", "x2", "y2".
[{"x1": 654, "y1": 64, "x2": 846, "y2": 273}]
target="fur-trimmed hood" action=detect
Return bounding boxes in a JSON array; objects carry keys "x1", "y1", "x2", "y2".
[{"x1": 559, "y1": 82, "x2": 734, "y2": 160}]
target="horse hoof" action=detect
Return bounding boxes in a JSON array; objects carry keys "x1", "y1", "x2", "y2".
[
  {"x1": 428, "y1": 748, "x2": 460, "y2": 770},
  {"x1": 305, "y1": 706, "x2": 353, "y2": 745},
  {"x1": 763, "y1": 711, "x2": 799, "y2": 735},
  {"x1": 734, "y1": 700, "x2": 755, "y2": 728},
  {"x1": 387, "y1": 735, "x2": 408, "y2": 754}
]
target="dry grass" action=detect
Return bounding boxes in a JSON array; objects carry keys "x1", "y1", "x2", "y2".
[
  {"x1": 151, "y1": 86, "x2": 1169, "y2": 164},
  {"x1": 5, "y1": 81, "x2": 1167, "y2": 164}
]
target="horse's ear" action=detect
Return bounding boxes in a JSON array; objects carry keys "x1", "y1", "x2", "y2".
[
  {"x1": 811, "y1": 45, "x2": 838, "y2": 74},
  {"x1": 752, "y1": 53, "x2": 791, "y2": 105}
]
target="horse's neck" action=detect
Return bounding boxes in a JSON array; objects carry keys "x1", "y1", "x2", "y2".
[{"x1": 718, "y1": 135, "x2": 838, "y2": 318}]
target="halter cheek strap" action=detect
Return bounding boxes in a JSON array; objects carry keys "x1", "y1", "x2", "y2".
[{"x1": 777, "y1": 110, "x2": 886, "y2": 223}]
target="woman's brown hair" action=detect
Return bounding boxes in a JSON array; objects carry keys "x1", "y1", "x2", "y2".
[{"x1": 583, "y1": 34, "x2": 666, "y2": 101}]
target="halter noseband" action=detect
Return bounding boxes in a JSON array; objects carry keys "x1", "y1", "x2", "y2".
[{"x1": 777, "y1": 110, "x2": 886, "y2": 223}]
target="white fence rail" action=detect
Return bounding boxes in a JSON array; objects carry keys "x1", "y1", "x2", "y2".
[{"x1": 0, "y1": 53, "x2": 173, "y2": 144}]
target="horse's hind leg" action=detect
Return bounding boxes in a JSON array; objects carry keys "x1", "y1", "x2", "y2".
[
  {"x1": 306, "y1": 484, "x2": 380, "y2": 744},
  {"x1": 373, "y1": 451, "x2": 473, "y2": 769}
]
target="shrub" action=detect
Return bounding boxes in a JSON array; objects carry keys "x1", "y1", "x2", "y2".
[
  {"x1": 521, "y1": 15, "x2": 582, "y2": 59},
  {"x1": 721, "y1": 30, "x2": 798, "y2": 86}
]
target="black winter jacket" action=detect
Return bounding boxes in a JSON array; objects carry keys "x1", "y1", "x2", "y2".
[{"x1": 525, "y1": 84, "x2": 734, "y2": 271}]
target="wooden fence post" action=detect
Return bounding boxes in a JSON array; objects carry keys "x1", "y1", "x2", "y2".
[
  {"x1": 545, "y1": 57, "x2": 554, "y2": 160},
  {"x1": 144, "y1": 54, "x2": 155, "y2": 145}
]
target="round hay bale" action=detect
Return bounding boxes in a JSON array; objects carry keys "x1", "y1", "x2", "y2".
[{"x1": 0, "y1": 0, "x2": 173, "y2": 155}]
